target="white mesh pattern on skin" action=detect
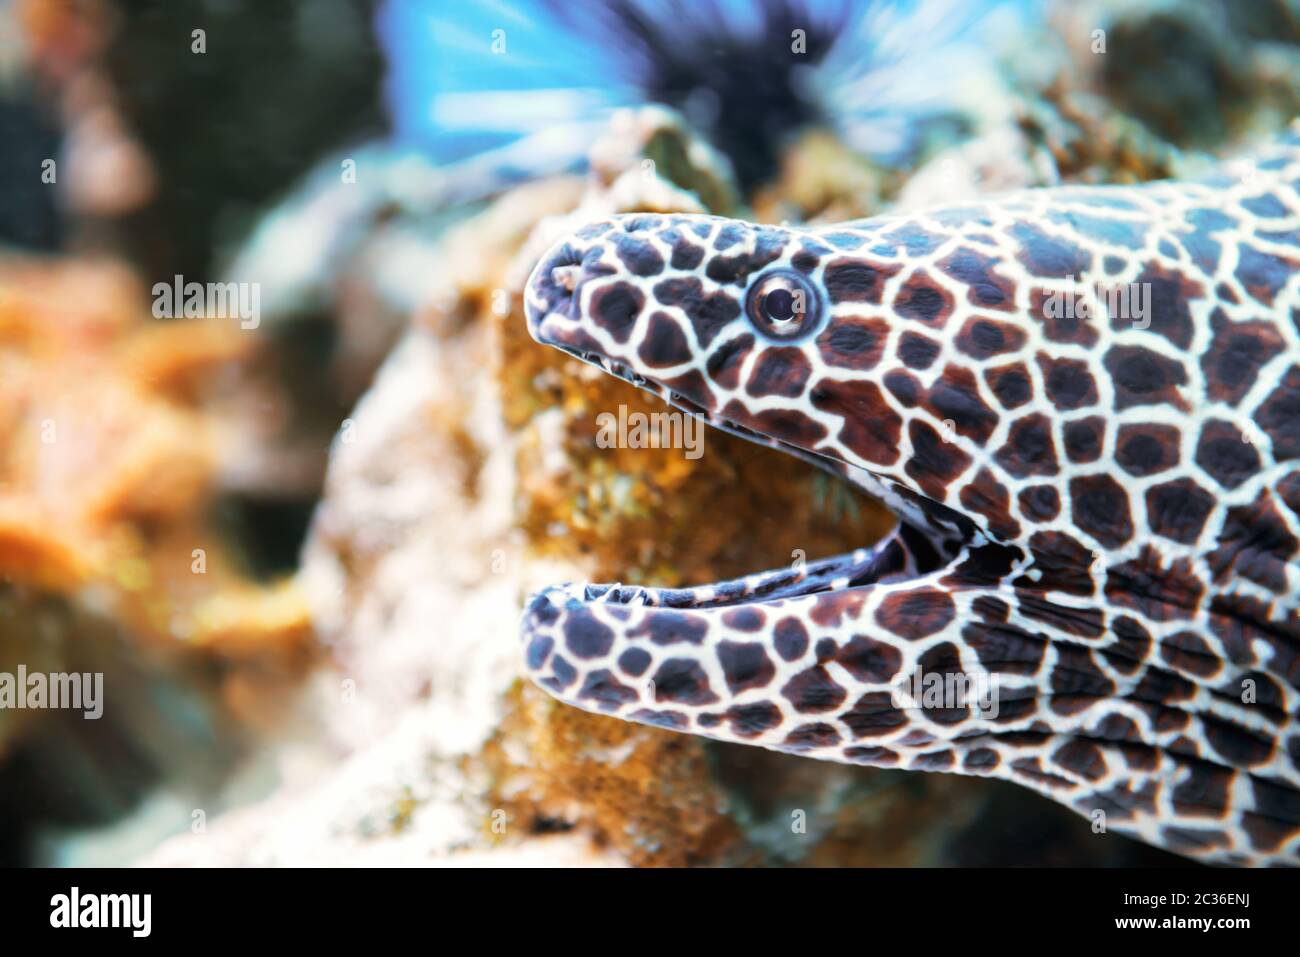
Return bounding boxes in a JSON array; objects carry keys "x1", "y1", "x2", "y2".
[{"x1": 519, "y1": 128, "x2": 1300, "y2": 865}]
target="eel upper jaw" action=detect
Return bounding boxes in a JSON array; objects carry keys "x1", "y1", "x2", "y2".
[
  {"x1": 527, "y1": 259, "x2": 838, "y2": 465},
  {"x1": 548, "y1": 342, "x2": 853, "y2": 478}
]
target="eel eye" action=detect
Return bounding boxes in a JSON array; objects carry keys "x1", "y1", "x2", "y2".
[{"x1": 746, "y1": 270, "x2": 819, "y2": 338}]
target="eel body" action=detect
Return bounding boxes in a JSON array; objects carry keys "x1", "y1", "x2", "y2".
[{"x1": 520, "y1": 125, "x2": 1300, "y2": 865}]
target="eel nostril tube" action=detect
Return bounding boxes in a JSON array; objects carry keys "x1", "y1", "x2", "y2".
[{"x1": 551, "y1": 264, "x2": 582, "y2": 292}]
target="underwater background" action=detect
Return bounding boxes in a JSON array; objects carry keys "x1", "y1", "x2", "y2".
[{"x1": 0, "y1": 0, "x2": 1298, "y2": 866}]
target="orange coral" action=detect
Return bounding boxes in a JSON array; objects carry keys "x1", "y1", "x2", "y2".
[
  {"x1": 0, "y1": 256, "x2": 312, "y2": 668},
  {"x1": 480, "y1": 682, "x2": 745, "y2": 867}
]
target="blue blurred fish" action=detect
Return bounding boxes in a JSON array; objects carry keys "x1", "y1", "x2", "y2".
[
  {"x1": 378, "y1": 0, "x2": 1034, "y2": 188},
  {"x1": 228, "y1": 0, "x2": 1034, "y2": 329}
]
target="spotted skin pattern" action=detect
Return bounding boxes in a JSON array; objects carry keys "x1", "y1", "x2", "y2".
[{"x1": 520, "y1": 127, "x2": 1300, "y2": 865}]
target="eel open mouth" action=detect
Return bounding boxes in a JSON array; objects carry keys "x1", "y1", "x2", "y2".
[
  {"x1": 520, "y1": 231, "x2": 926, "y2": 626},
  {"x1": 530, "y1": 343, "x2": 912, "y2": 613}
]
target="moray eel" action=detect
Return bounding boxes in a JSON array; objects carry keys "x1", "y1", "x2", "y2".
[{"x1": 519, "y1": 125, "x2": 1300, "y2": 865}]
